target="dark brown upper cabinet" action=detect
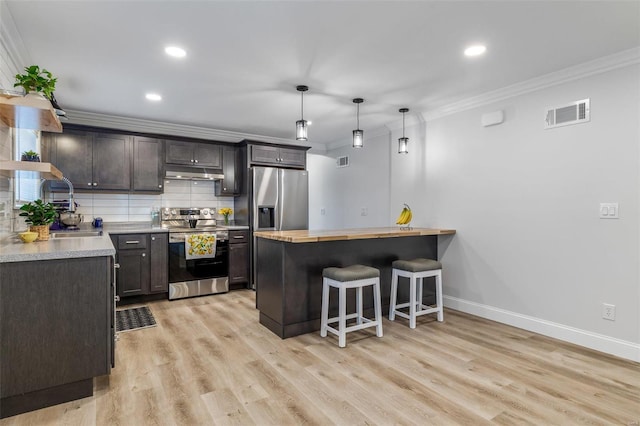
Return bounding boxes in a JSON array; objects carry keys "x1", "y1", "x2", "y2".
[
  {"x1": 249, "y1": 144, "x2": 306, "y2": 169},
  {"x1": 165, "y1": 140, "x2": 222, "y2": 168},
  {"x1": 215, "y1": 147, "x2": 241, "y2": 196},
  {"x1": 132, "y1": 137, "x2": 164, "y2": 193},
  {"x1": 48, "y1": 130, "x2": 131, "y2": 191}
]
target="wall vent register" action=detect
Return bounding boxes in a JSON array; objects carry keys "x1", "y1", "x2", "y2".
[
  {"x1": 336, "y1": 156, "x2": 349, "y2": 168},
  {"x1": 545, "y1": 98, "x2": 590, "y2": 129}
]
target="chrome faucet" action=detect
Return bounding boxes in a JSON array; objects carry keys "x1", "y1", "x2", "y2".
[{"x1": 39, "y1": 176, "x2": 75, "y2": 212}]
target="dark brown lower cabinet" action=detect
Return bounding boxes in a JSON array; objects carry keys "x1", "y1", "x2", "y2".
[
  {"x1": 149, "y1": 233, "x2": 168, "y2": 293},
  {"x1": 228, "y1": 230, "x2": 249, "y2": 286},
  {"x1": 0, "y1": 256, "x2": 112, "y2": 418},
  {"x1": 111, "y1": 232, "x2": 168, "y2": 299}
]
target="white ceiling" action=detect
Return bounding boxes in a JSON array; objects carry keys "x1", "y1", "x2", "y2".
[{"x1": 5, "y1": 1, "x2": 640, "y2": 145}]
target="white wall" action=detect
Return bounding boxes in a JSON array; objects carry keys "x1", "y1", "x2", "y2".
[
  {"x1": 307, "y1": 130, "x2": 392, "y2": 230},
  {"x1": 389, "y1": 121, "x2": 429, "y2": 226},
  {"x1": 423, "y1": 65, "x2": 640, "y2": 359},
  {"x1": 307, "y1": 153, "x2": 341, "y2": 230},
  {"x1": 313, "y1": 64, "x2": 640, "y2": 360}
]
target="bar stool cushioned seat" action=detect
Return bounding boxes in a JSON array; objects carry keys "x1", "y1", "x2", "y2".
[
  {"x1": 323, "y1": 264, "x2": 381, "y2": 282},
  {"x1": 320, "y1": 264, "x2": 383, "y2": 347},
  {"x1": 389, "y1": 258, "x2": 443, "y2": 328},
  {"x1": 392, "y1": 258, "x2": 442, "y2": 273}
]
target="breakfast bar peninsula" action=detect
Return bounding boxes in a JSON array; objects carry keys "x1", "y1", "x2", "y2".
[{"x1": 254, "y1": 227, "x2": 456, "y2": 338}]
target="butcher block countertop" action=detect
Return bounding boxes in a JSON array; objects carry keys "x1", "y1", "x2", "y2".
[{"x1": 254, "y1": 227, "x2": 456, "y2": 243}]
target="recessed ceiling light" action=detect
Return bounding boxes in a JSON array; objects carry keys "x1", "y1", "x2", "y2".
[
  {"x1": 464, "y1": 45, "x2": 486, "y2": 57},
  {"x1": 145, "y1": 93, "x2": 162, "y2": 101},
  {"x1": 165, "y1": 46, "x2": 186, "y2": 58}
]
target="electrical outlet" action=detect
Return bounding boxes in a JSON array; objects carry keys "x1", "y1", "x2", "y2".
[
  {"x1": 320, "y1": 208, "x2": 326, "y2": 216},
  {"x1": 602, "y1": 303, "x2": 615, "y2": 321},
  {"x1": 361, "y1": 207, "x2": 368, "y2": 216}
]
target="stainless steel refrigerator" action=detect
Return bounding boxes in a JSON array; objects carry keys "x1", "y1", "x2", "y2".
[{"x1": 250, "y1": 166, "x2": 309, "y2": 287}]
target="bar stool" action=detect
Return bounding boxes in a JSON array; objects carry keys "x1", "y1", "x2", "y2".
[
  {"x1": 389, "y1": 258, "x2": 443, "y2": 329},
  {"x1": 320, "y1": 264, "x2": 383, "y2": 347}
]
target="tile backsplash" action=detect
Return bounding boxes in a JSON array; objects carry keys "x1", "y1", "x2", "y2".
[{"x1": 50, "y1": 179, "x2": 235, "y2": 224}]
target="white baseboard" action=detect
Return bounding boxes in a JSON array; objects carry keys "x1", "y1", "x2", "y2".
[{"x1": 444, "y1": 296, "x2": 640, "y2": 363}]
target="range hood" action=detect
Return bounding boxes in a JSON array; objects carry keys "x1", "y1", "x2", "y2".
[{"x1": 165, "y1": 167, "x2": 224, "y2": 181}]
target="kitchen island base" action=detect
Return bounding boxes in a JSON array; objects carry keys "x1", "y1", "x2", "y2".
[
  {"x1": 256, "y1": 232, "x2": 446, "y2": 339},
  {"x1": 0, "y1": 256, "x2": 113, "y2": 418},
  {"x1": 0, "y1": 379, "x2": 93, "y2": 419}
]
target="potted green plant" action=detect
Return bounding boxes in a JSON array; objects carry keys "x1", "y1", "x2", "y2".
[
  {"x1": 14, "y1": 65, "x2": 57, "y2": 99},
  {"x1": 19, "y1": 199, "x2": 57, "y2": 241},
  {"x1": 21, "y1": 150, "x2": 41, "y2": 162}
]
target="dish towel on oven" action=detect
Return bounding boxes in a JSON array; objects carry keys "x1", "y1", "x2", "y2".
[{"x1": 185, "y1": 233, "x2": 217, "y2": 260}]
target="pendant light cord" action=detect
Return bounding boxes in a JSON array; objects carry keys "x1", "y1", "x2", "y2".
[
  {"x1": 402, "y1": 110, "x2": 405, "y2": 138},
  {"x1": 357, "y1": 102, "x2": 360, "y2": 129},
  {"x1": 301, "y1": 90, "x2": 304, "y2": 121}
]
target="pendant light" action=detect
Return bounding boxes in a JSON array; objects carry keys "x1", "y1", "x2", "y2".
[
  {"x1": 352, "y1": 98, "x2": 364, "y2": 148},
  {"x1": 296, "y1": 85, "x2": 309, "y2": 141},
  {"x1": 398, "y1": 108, "x2": 409, "y2": 154}
]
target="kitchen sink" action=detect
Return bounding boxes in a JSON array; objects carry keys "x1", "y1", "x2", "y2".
[{"x1": 50, "y1": 231, "x2": 103, "y2": 238}]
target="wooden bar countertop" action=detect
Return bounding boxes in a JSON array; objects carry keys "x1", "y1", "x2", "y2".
[{"x1": 253, "y1": 227, "x2": 456, "y2": 243}]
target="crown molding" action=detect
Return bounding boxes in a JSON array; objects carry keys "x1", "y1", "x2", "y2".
[
  {"x1": 64, "y1": 109, "x2": 325, "y2": 150},
  {"x1": 0, "y1": 2, "x2": 30, "y2": 80},
  {"x1": 423, "y1": 47, "x2": 640, "y2": 121},
  {"x1": 384, "y1": 112, "x2": 426, "y2": 133}
]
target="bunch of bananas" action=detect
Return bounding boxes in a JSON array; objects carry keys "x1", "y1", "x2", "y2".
[{"x1": 396, "y1": 204, "x2": 413, "y2": 225}]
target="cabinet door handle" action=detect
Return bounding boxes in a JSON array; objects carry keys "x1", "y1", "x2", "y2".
[
  {"x1": 194, "y1": 159, "x2": 198, "y2": 163},
  {"x1": 125, "y1": 240, "x2": 140, "y2": 244},
  {"x1": 87, "y1": 182, "x2": 92, "y2": 186},
  {"x1": 151, "y1": 236, "x2": 156, "y2": 241},
  {"x1": 114, "y1": 263, "x2": 120, "y2": 269},
  {"x1": 158, "y1": 184, "x2": 162, "y2": 188},
  {"x1": 115, "y1": 295, "x2": 120, "y2": 302},
  {"x1": 141, "y1": 253, "x2": 146, "y2": 257},
  {"x1": 93, "y1": 182, "x2": 98, "y2": 186},
  {"x1": 233, "y1": 236, "x2": 245, "y2": 239}
]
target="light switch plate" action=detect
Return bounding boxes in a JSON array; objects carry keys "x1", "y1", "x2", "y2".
[{"x1": 600, "y1": 203, "x2": 619, "y2": 219}]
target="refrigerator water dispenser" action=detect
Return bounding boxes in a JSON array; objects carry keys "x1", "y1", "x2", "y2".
[{"x1": 257, "y1": 206, "x2": 275, "y2": 229}]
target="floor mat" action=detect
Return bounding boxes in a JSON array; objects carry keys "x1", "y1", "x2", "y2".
[{"x1": 116, "y1": 306, "x2": 157, "y2": 332}]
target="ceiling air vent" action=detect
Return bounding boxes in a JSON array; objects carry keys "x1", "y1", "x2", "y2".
[
  {"x1": 545, "y1": 98, "x2": 590, "y2": 129},
  {"x1": 336, "y1": 155, "x2": 349, "y2": 168}
]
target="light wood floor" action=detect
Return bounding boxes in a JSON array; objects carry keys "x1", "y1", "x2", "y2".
[{"x1": 2, "y1": 290, "x2": 639, "y2": 425}]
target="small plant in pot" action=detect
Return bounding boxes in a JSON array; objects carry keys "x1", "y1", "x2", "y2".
[
  {"x1": 14, "y1": 65, "x2": 57, "y2": 99},
  {"x1": 21, "y1": 150, "x2": 40, "y2": 162},
  {"x1": 19, "y1": 199, "x2": 57, "y2": 241}
]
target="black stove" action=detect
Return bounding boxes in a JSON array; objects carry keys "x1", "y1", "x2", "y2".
[{"x1": 162, "y1": 207, "x2": 229, "y2": 300}]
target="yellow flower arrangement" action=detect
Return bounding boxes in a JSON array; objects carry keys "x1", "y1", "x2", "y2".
[{"x1": 219, "y1": 207, "x2": 233, "y2": 224}]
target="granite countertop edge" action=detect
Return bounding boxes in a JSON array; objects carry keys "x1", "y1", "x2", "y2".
[{"x1": 0, "y1": 222, "x2": 167, "y2": 263}]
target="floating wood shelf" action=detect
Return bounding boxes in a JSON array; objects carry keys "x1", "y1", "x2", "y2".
[
  {"x1": 0, "y1": 92, "x2": 62, "y2": 133},
  {"x1": 0, "y1": 160, "x2": 63, "y2": 180}
]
